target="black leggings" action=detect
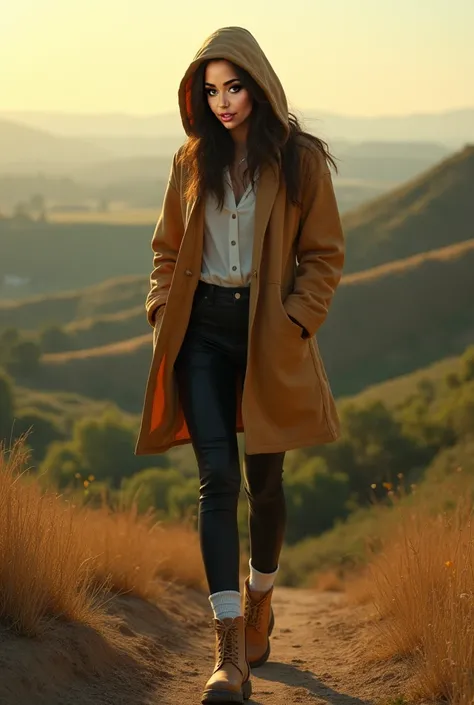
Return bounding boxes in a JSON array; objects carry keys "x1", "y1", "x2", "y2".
[{"x1": 174, "y1": 281, "x2": 286, "y2": 594}]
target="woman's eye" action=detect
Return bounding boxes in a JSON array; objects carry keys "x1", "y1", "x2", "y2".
[
  {"x1": 230, "y1": 85, "x2": 242, "y2": 93},
  {"x1": 206, "y1": 88, "x2": 218, "y2": 97}
]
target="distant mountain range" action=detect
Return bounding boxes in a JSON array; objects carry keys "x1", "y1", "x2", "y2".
[
  {"x1": 3, "y1": 107, "x2": 474, "y2": 147},
  {"x1": 0, "y1": 118, "x2": 110, "y2": 168},
  {"x1": 0, "y1": 110, "x2": 463, "y2": 219}
]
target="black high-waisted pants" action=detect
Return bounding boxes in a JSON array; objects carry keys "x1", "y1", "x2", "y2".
[{"x1": 174, "y1": 280, "x2": 286, "y2": 594}]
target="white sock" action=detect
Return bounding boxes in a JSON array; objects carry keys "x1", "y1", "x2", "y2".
[
  {"x1": 209, "y1": 590, "x2": 242, "y2": 621},
  {"x1": 249, "y1": 558, "x2": 279, "y2": 593}
]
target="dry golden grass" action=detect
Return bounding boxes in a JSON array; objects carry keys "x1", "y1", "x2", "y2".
[
  {"x1": 364, "y1": 497, "x2": 474, "y2": 705},
  {"x1": 42, "y1": 333, "x2": 150, "y2": 362},
  {"x1": 342, "y1": 237, "x2": 474, "y2": 286},
  {"x1": 80, "y1": 506, "x2": 205, "y2": 598},
  {"x1": 0, "y1": 440, "x2": 204, "y2": 638},
  {"x1": 309, "y1": 569, "x2": 346, "y2": 592}
]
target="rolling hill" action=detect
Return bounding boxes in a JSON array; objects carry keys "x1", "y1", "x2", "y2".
[
  {"x1": 0, "y1": 118, "x2": 110, "y2": 169},
  {"x1": 1, "y1": 145, "x2": 472, "y2": 299},
  {"x1": 10, "y1": 237, "x2": 471, "y2": 412},
  {"x1": 0, "y1": 218, "x2": 153, "y2": 298},
  {"x1": 343, "y1": 144, "x2": 474, "y2": 272},
  {"x1": 0, "y1": 275, "x2": 148, "y2": 329}
]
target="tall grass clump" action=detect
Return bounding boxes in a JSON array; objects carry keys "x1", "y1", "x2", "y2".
[
  {"x1": 367, "y1": 493, "x2": 474, "y2": 704},
  {"x1": 0, "y1": 441, "x2": 104, "y2": 636},
  {"x1": 0, "y1": 440, "x2": 204, "y2": 638}
]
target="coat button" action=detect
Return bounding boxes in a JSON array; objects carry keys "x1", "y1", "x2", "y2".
[
  {"x1": 232, "y1": 214, "x2": 237, "y2": 219},
  {"x1": 185, "y1": 269, "x2": 192, "y2": 276}
]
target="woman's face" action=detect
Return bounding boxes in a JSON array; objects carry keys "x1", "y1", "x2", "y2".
[{"x1": 204, "y1": 60, "x2": 253, "y2": 132}]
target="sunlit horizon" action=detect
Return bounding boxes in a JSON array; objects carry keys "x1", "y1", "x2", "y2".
[{"x1": 1, "y1": 0, "x2": 473, "y2": 118}]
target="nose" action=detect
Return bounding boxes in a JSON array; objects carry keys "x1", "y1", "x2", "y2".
[{"x1": 218, "y1": 91, "x2": 230, "y2": 109}]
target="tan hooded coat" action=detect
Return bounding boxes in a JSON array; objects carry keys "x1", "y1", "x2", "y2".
[{"x1": 135, "y1": 26, "x2": 345, "y2": 456}]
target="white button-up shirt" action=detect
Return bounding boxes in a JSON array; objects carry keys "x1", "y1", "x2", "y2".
[{"x1": 200, "y1": 168, "x2": 257, "y2": 287}]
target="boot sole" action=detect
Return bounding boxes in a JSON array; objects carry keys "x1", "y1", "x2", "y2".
[
  {"x1": 201, "y1": 679, "x2": 252, "y2": 703},
  {"x1": 249, "y1": 608, "x2": 275, "y2": 669}
]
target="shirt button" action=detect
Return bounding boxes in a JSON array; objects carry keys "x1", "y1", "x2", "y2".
[
  {"x1": 232, "y1": 266, "x2": 237, "y2": 271},
  {"x1": 232, "y1": 214, "x2": 237, "y2": 219},
  {"x1": 185, "y1": 269, "x2": 192, "y2": 276},
  {"x1": 234, "y1": 292, "x2": 241, "y2": 300},
  {"x1": 231, "y1": 240, "x2": 236, "y2": 246}
]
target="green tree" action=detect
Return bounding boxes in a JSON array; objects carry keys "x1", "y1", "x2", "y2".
[
  {"x1": 0, "y1": 328, "x2": 20, "y2": 367},
  {"x1": 29, "y1": 193, "x2": 46, "y2": 216},
  {"x1": 13, "y1": 409, "x2": 64, "y2": 464},
  {"x1": 40, "y1": 325, "x2": 74, "y2": 353},
  {"x1": 123, "y1": 467, "x2": 184, "y2": 514},
  {"x1": 396, "y1": 395, "x2": 454, "y2": 455},
  {"x1": 71, "y1": 409, "x2": 166, "y2": 487},
  {"x1": 167, "y1": 477, "x2": 199, "y2": 521},
  {"x1": 0, "y1": 368, "x2": 15, "y2": 445},
  {"x1": 461, "y1": 346, "x2": 474, "y2": 382},
  {"x1": 438, "y1": 382, "x2": 474, "y2": 440},
  {"x1": 337, "y1": 400, "x2": 421, "y2": 499},
  {"x1": 285, "y1": 457, "x2": 350, "y2": 544},
  {"x1": 39, "y1": 441, "x2": 84, "y2": 488},
  {"x1": 12, "y1": 201, "x2": 32, "y2": 221},
  {"x1": 7, "y1": 340, "x2": 41, "y2": 378}
]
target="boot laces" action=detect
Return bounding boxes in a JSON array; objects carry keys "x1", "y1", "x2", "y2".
[
  {"x1": 214, "y1": 619, "x2": 242, "y2": 674},
  {"x1": 245, "y1": 598, "x2": 264, "y2": 632}
]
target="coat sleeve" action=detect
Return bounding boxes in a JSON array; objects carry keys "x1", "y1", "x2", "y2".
[
  {"x1": 283, "y1": 148, "x2": 345, "y2": 338},
  {"x1": 145, "y1": 152, "x2": 185, "y2": 327}
]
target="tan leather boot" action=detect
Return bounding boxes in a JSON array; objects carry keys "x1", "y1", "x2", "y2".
[
  {"x1": 243, "y1": 577, "x2": 275, "y2": 668},
  {"x1": 201, "y1": 615, "x2": 252, "y2": 704}
]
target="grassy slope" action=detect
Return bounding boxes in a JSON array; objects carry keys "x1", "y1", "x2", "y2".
[
  {"x1": 2, "y1": 145, "x2": 473, "y2": 300},
  {"x1": 342, "y1": 144, "x2": 474, "y2": 272},
  {"x1": 19, "y1": 237, "x2": 474, "y2": 410},
  {"x1": 281, "y1": 436, "x2": 474, "y2": 587},
  {"x1": 0, "y1": 220, "x2": 152, "y2": 298},
  {"x1": 0, "y1": 275, "x2": 148, "y2": 330}
]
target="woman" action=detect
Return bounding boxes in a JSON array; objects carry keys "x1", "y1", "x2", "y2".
[{"x1": 136, "y1": 26, "x2": 344, "y2": 704}]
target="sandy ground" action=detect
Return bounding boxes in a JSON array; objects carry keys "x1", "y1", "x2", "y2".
[{"x1": 0, "y1": 583, "x2": 422, "y2": 705}]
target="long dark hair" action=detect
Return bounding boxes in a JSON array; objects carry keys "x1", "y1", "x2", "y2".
[{"x1": 178, "y1": 60, "x2": 337, "y2": 209}]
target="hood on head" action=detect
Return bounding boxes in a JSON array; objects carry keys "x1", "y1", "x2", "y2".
[{"x1": 178, "y1": 26, "x2": 289, "y2": 139}]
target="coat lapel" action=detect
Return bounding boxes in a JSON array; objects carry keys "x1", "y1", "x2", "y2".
[{"x1": 180, "y1": 195, "x2": 205, "y2": 273}]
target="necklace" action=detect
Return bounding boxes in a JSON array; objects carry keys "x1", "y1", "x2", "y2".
[{"x1": 237, "y1": 155, "x2": 247, "y2": 166}]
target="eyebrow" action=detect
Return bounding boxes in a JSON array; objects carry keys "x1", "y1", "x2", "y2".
[{"x1": 204, "y1": 78, "x2": 239, "y2": 87}]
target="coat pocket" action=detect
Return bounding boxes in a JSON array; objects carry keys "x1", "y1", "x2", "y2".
[{"x1": 277, "y1": 290, "x2": 305, "y2": 340}]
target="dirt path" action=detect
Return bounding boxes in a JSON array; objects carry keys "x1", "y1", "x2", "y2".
[
  {"x1": 159, "y1": 586, "x2": 416, "y2": 705},
  {"x1": 0, "y1": 583, "x2": 418, "y2": 705}
]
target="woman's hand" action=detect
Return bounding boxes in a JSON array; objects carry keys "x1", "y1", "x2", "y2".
[{"x1": 289, "y1": 315, "x2": 310, "y2": 339}]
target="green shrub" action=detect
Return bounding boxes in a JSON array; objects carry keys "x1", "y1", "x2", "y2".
[
  {"x1": 13, "y1": 408, "x2": 64, "y2": 463},
  {"x1": 285, "y1": 457, "x2": 351, "y2": 544},
  {"x1": 122, "y1": 467, "x2": 183, "y2": 514},
  {"x1": 0, "y1": 367, "x2": 15, "y2": 444}
]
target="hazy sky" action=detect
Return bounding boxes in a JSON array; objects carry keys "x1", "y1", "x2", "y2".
[{"x1": 1, "y1": 0, "x2": 472, "y2": 117}]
